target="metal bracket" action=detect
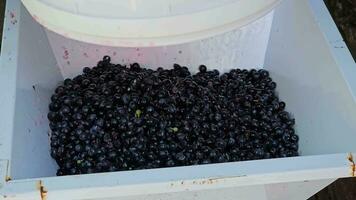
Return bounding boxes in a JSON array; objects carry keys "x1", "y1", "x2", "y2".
[{"x1": 0, "y1": 160, "x2": 10, "y2": 189}]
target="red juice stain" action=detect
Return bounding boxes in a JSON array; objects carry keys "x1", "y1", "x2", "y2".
[
  {"x1": 33, "y1": 14, "x2": 39, "y2": 21},
  {"x1": 63, "y1": 50, "x2": 69, "y2": 60},
  {"x1": 10, "y1": 12, "x2": 15, "y2": 19},
  {"x1": 10, "y1": 12, "x2": 18, "y2": 25}
]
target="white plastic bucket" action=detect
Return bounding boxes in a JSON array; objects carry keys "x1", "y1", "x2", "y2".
[
  {"x1": 22, "y1": 0, "x2": 278, "y2": 78},
  {"x1": 44, "y1": 11, "x2": 273, "y2": 78},
  {"x1": 21, "y1": 0, "x2": 281, "y2": 47}
]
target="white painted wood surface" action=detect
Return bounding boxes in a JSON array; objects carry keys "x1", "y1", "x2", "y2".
[{"x1": 0, "y1": 0, "x2": 355, "y2": 199}]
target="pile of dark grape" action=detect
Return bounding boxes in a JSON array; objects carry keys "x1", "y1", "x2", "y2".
[{"x1": 48, "y1": 56, "x2": 298, "y2": 176}]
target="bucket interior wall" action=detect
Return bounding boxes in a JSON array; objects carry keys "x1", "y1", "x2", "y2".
[
  {"x1": 9, "y1": 0, "x2": 356, "y2": 180},
  {"x1": 44, "y1": 10, "x2": 274, "y2": 78}
]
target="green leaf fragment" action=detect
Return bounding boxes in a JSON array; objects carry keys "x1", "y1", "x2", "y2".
[
  {"x1": 170, "y1": 127, "x2": 179, "y2": 132},
  {"x1": 135, "y1": 109, "x2": 142, "y2": 118}
]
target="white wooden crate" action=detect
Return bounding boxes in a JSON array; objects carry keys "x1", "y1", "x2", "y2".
[{"x1": 0, "y1": 0, "x2": 355, "y2": 199}]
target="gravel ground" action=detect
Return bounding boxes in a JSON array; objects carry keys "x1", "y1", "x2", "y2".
[
  {"x1": 0, "y1": 0, "x2": 5, "y2": 49},
  {"x1": 324, "y1": 0, "x2": 356, "y2": 60}
]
